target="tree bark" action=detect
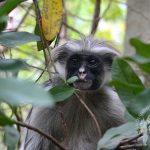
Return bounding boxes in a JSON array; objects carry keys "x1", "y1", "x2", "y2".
[
  {"x1": 124, "y1": 0, "x2": 150, "y2": 87},
  {"x1": 124, "y1": 0, "x2": 150, "y2": 55}
]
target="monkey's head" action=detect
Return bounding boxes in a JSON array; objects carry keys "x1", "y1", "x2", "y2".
[{"x1": 52, "y1": 37, "x2": 119, "y2": 91}]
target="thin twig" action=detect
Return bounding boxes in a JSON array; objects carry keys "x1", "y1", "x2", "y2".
[
  {"x1": 33, "y1": 0, "x2": 51, "y2": 78},
  {"x1": 33, "y1": 0, "x2": 47, "y2": 52},
  {"x1": 35, "y1": 68, "x2": 46, "y2": 83},
  {"x1": 15, "y1": 120, "x2": 67, "y2": 150},
  {"x1": 90, "y1": 0, "x2": 101, "y2": 35},
  {"x1": 67, "y1": 11, "x2": 93, "y2": 22},
  {"x1": 62, "y1": 21, "x2": 84, "y2": 36},
  {"x1": 120, "y1": 133, "x2": 143, "y2": 145},
  {"x1": 15, "y1": 4, "x2": 33, "y2": 31},
  {"x1": 119, "y1": 144, "x2": 143, "y2": 150},
  {"x1": 33, "y1": 0, "x2": 58, "y2": 75},
  {"x1": 26, "y1": 64, "x2": 47, "y2": 72},
  {"x1": 65, "y1": 0, "x2": 113, "y2": 28},
  {"x1": 74, "y1": 92, "x2": 101, "y2": 136},
  {"x1": 101, "y1": 0, "x2": 113, "y2": 19},
  {"x1": 60, "y1": 0, "x2": 68, "y2": 40},
  {"x1": 115, "y1": 133, "x2": 143, "y2": 150}
]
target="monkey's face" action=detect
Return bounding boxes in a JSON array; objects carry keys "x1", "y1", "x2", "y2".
[{"x1": 66, "y1": 52, "x2": 105, "y2": 90}]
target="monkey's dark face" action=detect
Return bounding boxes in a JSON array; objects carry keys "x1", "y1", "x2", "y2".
[{"x1": 66, "y1": 52, "x2": 105, "y2": 90}]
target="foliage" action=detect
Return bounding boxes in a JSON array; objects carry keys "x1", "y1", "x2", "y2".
[
  {"x1": 1, "y1": 0, "x2": 149, "y2": 150},
  {"x1": 0, "y1": 32, "x2": 40, "y2": 48},
  {"x1": 97, "y1": 38, "x2": 150, "y2": 149},
  {"x1": 97, "y1": 122, "x2": 138, "y2": 150},
  {"x1": 41, "y1": 0, "x2": 63, "y2": 41},
  {"x1": 4, "y1": 126, "x2": 20, "y2": 150}
]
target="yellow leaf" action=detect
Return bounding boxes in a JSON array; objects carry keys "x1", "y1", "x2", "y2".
[{"x1": 41, "y1": 0, "x2": 63, "y2": 41}]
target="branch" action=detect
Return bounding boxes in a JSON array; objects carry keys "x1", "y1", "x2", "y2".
[
  {"x1": 66, "y1": 11, "x2": 93, "y2": 22},
  {"x1": 14, "y1": 120, "x2": 67, "y2": 150},
  {"x1": 26, "y1": 64, "x2": 47, "y2": 72},
  {"x1": 116, "y1": 133, "x2": 143, "y2": 150},
  {"x1": 120, "y1": 133, "x2": 143, "y2": 145},
  {"x1": 15, "y1": 4, "x2": 33, "y2": 31},
  {"x1": 33, "y1": 0, "x2": 47, "y2": 59},
  {"x1": 119, "y1": 144, "x2": 143, "y2": 150},
  {"x1": 33, "y1": 0, "x2": 55, "y2": 78},
  {"x1": 35, "y1": 67, "x2": 46, "y2": 83},
  {"x1": 74, "y1": 92, "x2": 101, "y2": 136},
  {"x1": 62, "y1": 21, "x2": 84, "y2": 36},
  {"x1": 60, "y1": 0, "x2": 68, "y2": 40},
  {"x1": 90, "y1": 0, "x2": 101, "y2": 35},
  {"x1": 101, "y1": 0, "x2": 113, "y2": 19}
]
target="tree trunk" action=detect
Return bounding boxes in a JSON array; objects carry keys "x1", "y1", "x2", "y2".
[
  {"x1": 124, "y1": 0, "x2": 150, "y2": 55},
  {"x1": 124, "y1": 0, "x2": 150, "y2": 87}
]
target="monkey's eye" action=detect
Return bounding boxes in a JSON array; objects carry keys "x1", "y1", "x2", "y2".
[
  {"x1": 88, "y1": 59, "x2": 98, "y2": 68},
  {"x1": 70, "y1": 58, "x2": 79, "y2": 65}
]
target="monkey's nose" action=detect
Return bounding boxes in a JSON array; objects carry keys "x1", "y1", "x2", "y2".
[
  {"x1": 78, "y1": 67, "x2": 86, "y2": 74},
  {"x1": 78, "y1": 67, "x2": 87, "y2": 80}
]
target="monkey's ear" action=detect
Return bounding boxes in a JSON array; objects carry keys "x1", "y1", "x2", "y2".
[
  {"x1": 51, "y1": 44, "x2": 71, "y2": 63},
  {"x1": 102, "y1": 52, "x2": 119, "y2": 67}
]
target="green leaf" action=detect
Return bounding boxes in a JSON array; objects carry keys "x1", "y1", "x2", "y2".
[
  {"x1": 111, "y1": 58, "x2": 145, "y2": 117},
  {"x1": 0, "y1": 59, "x2": 27, "y2": 72},
  {"x1": 0, "y1": 32, "x2": 40, "y2": 47},
  {"x1": 49, "y1": 84, "x2": 75, "y2": 102},
  {"x1": 0, "y1": 78, "x2": 54, "y2": 106},
  {"x1": 0, "y1": 15, "x2": 7, "y2": 32},
  {"x1": 0, "y1": 112, "x2": 14, "y2": 126},
  {"x1": 67, "y1": 76, "x2": 78, "y2": 84},
  {"x1": 131, "y1": 88, "x2": 150, "y2": 118},
  {"x1": 130, "y1": 38, "x2": 150, "y2": 58},
  {"x1": 97, "y1": 122, "x2": 138, "y2": 150},
  {"x1": 111, "y1": 58, "x2": 145, "y2": 101},
  {"x1": 139, "y1": 63, "x2": 150, "y2": 74},
  {"x1": 0, "y1": 0, "x2": 20, "y2": 16},
  {"x1": 125, "y1": 39, "x2": 150, "y2": 74},
  {"x1": 4, "y1": 126, "x2": 19, "y2": 150}
]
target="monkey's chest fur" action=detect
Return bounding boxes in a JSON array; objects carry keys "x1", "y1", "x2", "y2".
[{"x1": 25, "y1": 88, "x2": 124, "y2": 150}]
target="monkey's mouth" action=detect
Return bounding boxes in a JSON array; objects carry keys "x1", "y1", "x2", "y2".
[{"x1": 73, "y1": 79, "x2": 92, "y2": 90}]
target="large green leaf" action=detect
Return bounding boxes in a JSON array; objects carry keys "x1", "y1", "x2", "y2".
[
  {"x1": 97, "y1": 122, "x2": 138, "y2": 150},
  {"x1": 111, "y1": 58, "x2": 145, "y2": 117},
  {"x1": 130, "y1": 38, "x2": 150, "y2": 58},
  {"x1": 0, "y1": 112, "x2": 14, "y2": 126},
  {"x1": 0, "y1": 32, "x2": 40, "y2": 47},
  {"x1": 0, "y1": 78, "x2": 54, "y2": 106},
  {"x1": 125, "y1": 38, "x2": 150, "y2": 73},
  {"x1": 4, "y1": 126, "x2": 19, "y2": 150},
  {"x1": 112, "y1": 58, "x2": 145, "y2": 101},
  {"x1": 49, "y1": 84, "x2": 75, "y2": 102},
  {"x1": 0, "y1": 59, "x2": 27, "y2": 72},
  {"x1": 0, "y1": 0, "x2": 20, "y2": 16},
  {"x1": 130, "y1": 88, "x2": 150, "y2": 118}
]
